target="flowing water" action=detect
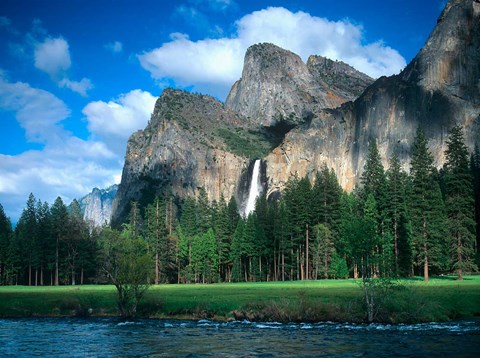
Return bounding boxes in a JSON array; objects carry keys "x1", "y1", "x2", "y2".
[
  {"x1": 0, "y1": 318, "x2": 479, "y2": 357},
  {"x1": 244, "y1": 159, "x2": 261, "y2": 217}
]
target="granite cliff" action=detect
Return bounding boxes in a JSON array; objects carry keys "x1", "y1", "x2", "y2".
[
  {"x1": 79, "y1": 184, "x2": 118, "y2": 227},
  {"x1": 112, "y1": 89, "x2": 275, "y2": 225},
  {"x1": 225, "y1": 43, "x2": 373, "y2": 126},
  {"x1": 265, "y1": 0, "x2": 480, "y2": 194},
  {"x1": 112, "y1": 0, "x2": 479, "y2": 224}
]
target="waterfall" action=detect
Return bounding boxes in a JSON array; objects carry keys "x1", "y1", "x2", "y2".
[{"x1": 244, "y1": 159, "x2": 261, "y2": 217}]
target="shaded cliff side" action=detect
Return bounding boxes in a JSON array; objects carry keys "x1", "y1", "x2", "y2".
[{"x1": 266, "y1": 0, "x2": 480, "y2": 195}]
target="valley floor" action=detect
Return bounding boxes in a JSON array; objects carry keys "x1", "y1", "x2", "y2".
[{"x1": 0, "y1": 276, "x2": 479, "y2": 324}]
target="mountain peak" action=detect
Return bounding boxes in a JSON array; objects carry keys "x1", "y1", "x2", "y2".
[
  {"x1": 403, "y1": 0, "x2": 480, "y2": 102},
  {"x1": 225, "y1": 43, "x2": 373, "y2": 126}
]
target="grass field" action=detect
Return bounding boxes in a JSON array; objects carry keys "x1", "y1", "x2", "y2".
[{"x1": 1, "y1": 276, "x2": 479, "y2": 323}]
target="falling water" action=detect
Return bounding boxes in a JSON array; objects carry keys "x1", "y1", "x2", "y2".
[{"x1": 244, "y1": 159, "x2": 261, "y2": 216}]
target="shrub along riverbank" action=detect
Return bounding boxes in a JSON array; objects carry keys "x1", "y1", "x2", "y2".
[{"x1": 0, "y1": 277, "x2": 479, "y2": 323}]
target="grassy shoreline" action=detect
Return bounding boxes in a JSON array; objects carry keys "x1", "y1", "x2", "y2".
[{"x1": 0, "y1": 277, "x2": 479, "y2": 324}]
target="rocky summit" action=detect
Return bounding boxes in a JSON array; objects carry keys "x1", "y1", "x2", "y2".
[
  {"x1": 225, "y1": 43, "x2": 373, "y2": 127},
  {"x1": 112, "y1": 0, "x2": 480, "y2": 225}
]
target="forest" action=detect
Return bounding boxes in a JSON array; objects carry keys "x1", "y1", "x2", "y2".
[{"x1": 0, "y1": 125, "x2": 479, "y2": 286}]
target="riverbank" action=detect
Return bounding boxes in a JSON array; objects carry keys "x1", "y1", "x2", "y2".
[{"x1": 0, "y1": 277, "x2": 479, "y2": 323}]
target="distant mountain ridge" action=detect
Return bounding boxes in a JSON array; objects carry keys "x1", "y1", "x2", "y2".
[{"x1": 80, "y1": 184, "x2": 118, "y2": 227}]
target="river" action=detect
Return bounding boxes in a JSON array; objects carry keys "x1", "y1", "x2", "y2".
[{"x1": 0, "y1": 318, "x2": 479, "y2": 357}]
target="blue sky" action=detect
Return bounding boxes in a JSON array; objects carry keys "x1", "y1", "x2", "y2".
[{"x1": 0, "y1": 0, "x2": 445, "y2": 222}]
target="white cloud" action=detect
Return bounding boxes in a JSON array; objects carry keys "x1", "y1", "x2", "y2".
[
  {"x1": 0, "y1": 75, "x2": 70, "y2": 143},
  {"x1": 0, "y1": 76, "x2": 120, "y2": 222},
  {"x1": 138, "y1": 6, "x2": 406, "y2": 99},
  {"x1": 0, "y1": 145, "x2": 120, "y2": 222},
  {"x1": 83, "y1": 89, "x2": 157, "y2": 152},
  {"x1": 105, "y1": 41, "x2": 123, "y2": 53},
  {"x1": 59, "y1": 77, "x2": 94, "y2": 97},
  {"x1": 34, "y1": 37, "x2": 71, "y2": 78},
  {"x1": 33, "y1": 35, "x2": 93, "y2": 96}
]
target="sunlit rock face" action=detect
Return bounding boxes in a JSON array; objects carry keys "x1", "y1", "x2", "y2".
[
  {"x1": 113, "y1": 0, "x2": 479, "y2": 224},
  {"x1": 80, "y1": 185, "x2": 118, "y2": 227},
  {"x1": 111, "y1": 89, "x2": 251, "y2": 226},
  {"x1": 225, "y1": 43, "x2": 373, "y2": 126},
  {"x1": 265, "y1": 0, "x2": 480, "y2": 196}
]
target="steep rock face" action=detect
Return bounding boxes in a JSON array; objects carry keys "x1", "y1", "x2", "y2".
[
  {"x1": 111, "y1": 89, "x2": 255, "y2": 226},
  {"x1": 80, "y1": 185, "x2": 118, "y2": 227},
  {"x1": 225, "y1": 43, "x2": 373, "y2": 126},
  {"x1": 307, "y1": 55, "x2": 375, "y2": 103},
  {"x1": 265, "y1": 0, "x2": 480, "y2": 194}
]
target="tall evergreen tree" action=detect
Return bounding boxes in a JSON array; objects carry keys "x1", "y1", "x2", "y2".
[
  {"x1": 66, "y1": 199, "x2": 89, "y2": 285},
  {"x1": 359, "y1": 140, "x2": 392, "y2": 276},
  {"x1": 471, "y1": 144, "x2": 480, "y2": 266},
  {"x1": 386, "y1": 152, "x2": 411, "y2": 276},
  {"x1": 409, "y1": 128, "x2": 447, "y2": 280},
  {"x1": 360, "y1": 140, "x2": 387, "y2": 209},
  {"x1": 145, "y1": 197, "x2": 168, "y2": 284},
  {"x1": 50, "y1": 197, "x2": 68, "y2": 285},
  {"x1": 0, "y1": 204, "x2": 12, "y2": 285},
  {"x1": 444, "y1": 125, "x2": 477, "y2": 279},
  {"x1": 311, "y1": 165, "x2": 342, "y2": 233},
  {"x1": 15, "y1": 193, "x2": 38, "y2": 285},
  {"x1": 36, "y1": 201, "x2": 52, "y2": 286}
]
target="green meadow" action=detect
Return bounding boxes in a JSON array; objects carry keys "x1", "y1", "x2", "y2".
[{"x1": 1, "y1": 277, "x2": 479, "y2": 323}]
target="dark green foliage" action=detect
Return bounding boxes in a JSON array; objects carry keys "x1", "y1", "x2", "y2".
[
  {"x1": 145, "y1": 197, "x2": 169, "y2": 284},
  {"x1": 444, "y1": 125, "x2": 478, "y2": 279},
  {"x1": 386, "y1": 153, "x2": 411, "y2": 276},
  {"x1": 0, "y1": 204, "x2": 12, "y2": 285},
  {"x1": 3, "y1": 126, "x2": 480, "y2": 287},
  {"x1": 409, "y1": 128, "x2": 448, "y2": 280}
]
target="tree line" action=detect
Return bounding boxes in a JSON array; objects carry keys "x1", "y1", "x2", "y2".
[{"x1": 0, "y1": 125, "x2": 478, "y2": 286}]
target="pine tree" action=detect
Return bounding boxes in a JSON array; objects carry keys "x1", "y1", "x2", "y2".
[
  {"x1": 15, "y1": 193, "x2": 38, "y2": 285},
  {"x1": 359, "y1": 140, "x2": 392, "y2": 276},
  {"x1": 471, "y1": 144, "x2": 480, "y2": 266},
  {"x1": 214, "y1": 195, "x2": 234, "y2": 282},
  {"x1": 444, "y1": 125, "x2": 477, "y2": 279},
  {"x1": 145, "y1": 197, "x2": 168, "y2": 284},
  {"x1": 0, "y1": 204, "x2": 12, "y2": 285},
  {"x1": 311, "y1": 224, "x2": 335, "y2": 279},
  {"x1": 386, "y1": 152, "x2": 411, "y2": 276},
  {"x1": 50, "y1": 197, "x2": 68, "y2": 285},
  {"x1": 66, "y1": 199, "x2": 89, "y2": 285},
  {"x1": 409, "y1": 128, "x2": 447, "y2": 280},
  {"x1": 36, "y1": 201, "x2": 52, "y2": 286},
  {"x1": 360, "y1": 140, "x2": 387, "y2": 209},
  {"x1": 196, "y1": 188, "x2": 211, "y2": 233},
  {"x1": 311, "y1": 165, "x2": 342, "y2": 233}
]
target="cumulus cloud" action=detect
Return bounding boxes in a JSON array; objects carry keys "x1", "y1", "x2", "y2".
[
  {"x1": 33, "y1": 36, "x2": 93, "y2": 96},
  {"x1": 139, "y1": 7, "x2": 406, "y2": 99},
  {"x1": 83, "y1": 89, "x2": 157, "y2": 152},
  {"x1": 34, "y1": 37, "x2": 71, "y2": 78},
  {"x1": 0, "y1": 76, "x2": 119, "y2": 222},
  {"x1": 59, "y1": 77, "x2": 94, "y2": 97},
  {"x1": 0, "y1": 75, "x2": 70, "y2": 143},
  {"x1": 105, "y1": 41, "x2": 123, "y2": 53},
  {"x1": 0, "y1": 143, "x2": 119, "y2": 222}
]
